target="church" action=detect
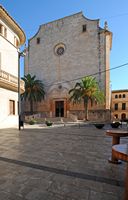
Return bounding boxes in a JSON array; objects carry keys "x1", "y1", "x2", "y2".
[{"x1": 24, "y1": 12, "x2": 112, "y2": 121}]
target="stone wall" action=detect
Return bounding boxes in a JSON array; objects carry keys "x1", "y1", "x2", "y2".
[{"x1": 24, "y1": 12, "x2": 112, "y2": 120}]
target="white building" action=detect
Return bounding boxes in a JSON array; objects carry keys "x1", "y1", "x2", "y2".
[{"x1": 0, "y1": 5, "x2": 25, "y2": 128}]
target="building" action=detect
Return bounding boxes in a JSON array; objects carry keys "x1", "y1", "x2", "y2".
[
  {"x1": 24, "y1": 12, "x2": 112, "y2": 121},
  {"x1": 111, "y1": 90, "x2": 128, "y2": 120},
  {"x1": 0, "y1": 5, "x2": 26, "y2": 128}
]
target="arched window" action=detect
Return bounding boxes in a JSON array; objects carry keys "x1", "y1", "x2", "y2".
[
  {"x1": 114, "y1": 103, "x2": 118, "y2": 110},
  {"x1": 14, "y1": 36, "x2": 19, "y2": 47},
  {"x1": 122, "y1": 103, "x2": 126, "y2": 110},
  {"x1": 114, "y1": 114, "x2": 118, "y2": 119},
  {"x1": 0, "y1": 24, "x2": 3, "y2": 34},
  {"x1": 121, "y1": 113, "x2": 126, "y2": 120},
  {"x1": 4, "y1": 27, "x2": 7, "y2": 38},
  {"x1": 37, "y1": 37, "x2": 40, "y2": 44}
]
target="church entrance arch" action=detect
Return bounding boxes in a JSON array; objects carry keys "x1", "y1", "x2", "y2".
[
  {"x1": 50, "y1": 98, "x2": 67, "y2": 118},
  {"x1": 55, "y1": 101, "x2": 64, "y2": 117}
]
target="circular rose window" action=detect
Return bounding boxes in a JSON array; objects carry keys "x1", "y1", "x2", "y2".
[
  {"x1": 54, "y1": 43, "x2": 66, "y2": 56},
  {"x1": 56, "y1": 47, "x2": 64, "y2": 56}
]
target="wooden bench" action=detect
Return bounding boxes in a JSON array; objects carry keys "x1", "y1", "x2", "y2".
[
  {"x1": 112, "y1": 144, "x2": 128, "y2": 200},
  {"x1": 106, "y1": 130, "x2": 128, "y2": 164}
]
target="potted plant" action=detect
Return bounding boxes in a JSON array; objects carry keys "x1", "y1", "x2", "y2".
[
  {"x1": 110, "y1": 121, "x2": 121, "y2": 128},
  {"x1": 94, "y1": 123, "x2": 105, "y2": 129},
  {"x1": 45, "y1": 120, "x2": 53, "y2": 126}
]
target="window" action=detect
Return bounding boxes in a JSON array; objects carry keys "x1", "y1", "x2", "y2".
[
  {"x1": 54, "y1": 43, "x2": 66, "y2": 56},
  {"x1": 119, "y1": 94, "x2": 121, "y2": 98},
  {"x1": 121, "y1": 113, "x2": 126, "y2": 120},
  {"x1": 115, "y1": 94, "x2": 118, "y2": 98},
  {"x1": 0, "y1": 24, "x2": 3, "y2": 34},
  {"x1": 122, "y1": 103, "x2": 126, "y2": 110},
  {"x1": 114, "y1": 103, "x2": 118, "y2": 110},
  {"x1": 0, "y1": 25, "x2": 7, "y2": 38},
  {"x1": 123, "y1": 94, "x2": 125, "y2": 98},
  {"x1": 56, "y1": 47, "x2": 64, "y2": 55},
  {"x1": 82, "y1": 24, "x2": 87, "y2": 32},
  {"x1": 0, "y1": 52, "x2": 1, "y2": 68},
  {"x1": 9, "y1": 100, "x2": 15, "y2": 115},
  {"x1": 115, "y1": 114, "x2": 118, "y2": 119},
  {"x1": 14, "y1": 36, "x2": 19, "y2": 47},
  {"x1": 37, "y1": 37, "x2": 40, "y2": 44},
  {"x1": 4, "y1": 27, "x2": 7, "y2": 38},
  {"x1": 16, "y1": 39, "x2": 19, "y2": 47}
]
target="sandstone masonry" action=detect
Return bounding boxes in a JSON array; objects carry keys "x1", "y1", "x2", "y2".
[{"x1": 24, "y1": 12, "x2": 112, "y2": 121}]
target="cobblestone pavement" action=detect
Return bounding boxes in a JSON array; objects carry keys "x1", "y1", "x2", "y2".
[{"x1": 0, "y1": 124, "x2": 127, "y2": 200}]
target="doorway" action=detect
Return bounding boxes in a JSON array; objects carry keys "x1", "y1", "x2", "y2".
[
  {"x1": 121, "y1": 113, "x2": 126, "y2": 120},
  {"x1": 55, "y1": 101, "x2": 64, "y2": 117}
]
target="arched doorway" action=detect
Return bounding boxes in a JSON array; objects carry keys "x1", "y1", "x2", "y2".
[
  {"x1": 55, "y1": 101, "x2": 64, "y2": 117},
  {"x1": 50, "y1": 98, "x2": 67, "y2": 117},
  {"x1": 121, "y1": 113, "x2": 126, "y2": 120}
]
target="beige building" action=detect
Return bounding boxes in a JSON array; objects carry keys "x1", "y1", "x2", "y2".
[
  {"x1": 24, "y1": 12, "x2": 112, "y2": 121},
  {"x1": 0, "y1": 5, "x2": 25, "y2": 128},
  {"x1": 111, "y1": 90, "x2": 128, "y2": 120}
]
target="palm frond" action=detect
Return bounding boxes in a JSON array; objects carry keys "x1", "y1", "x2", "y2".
[
  {"x1": 21, "y1": 73, "x2": 45, "y2": 113},
  {"x1": 68, "y1": 75, "x2": 105, "y2": 119}
]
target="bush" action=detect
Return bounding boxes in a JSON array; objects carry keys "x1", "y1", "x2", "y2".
[{"x1": 29, "y1": 119, "x2": 36, "y2": 125}]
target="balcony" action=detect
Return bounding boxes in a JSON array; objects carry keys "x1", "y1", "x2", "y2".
[
  {"x1": 0, "y1": 69, "x2": 25, "y2": 93},
  {"x1": 111, "y1": 108, "x2": 128, "y2": 112}
]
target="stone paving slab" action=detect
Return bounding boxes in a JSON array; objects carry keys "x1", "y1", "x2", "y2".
[{"x1": 0, "y1": 125, "x2": 127, "y2": 199}]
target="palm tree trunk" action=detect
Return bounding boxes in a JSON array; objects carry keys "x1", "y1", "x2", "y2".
[
  {"x1": 84, "y1": 98, "x2": 88, "y2": 121},
  {"x1": 30, "y1": 100, "x2": 33, "y2": 115}
]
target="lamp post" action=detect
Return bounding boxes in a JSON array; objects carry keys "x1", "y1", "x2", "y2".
[{"x1": 18, "y1": 49, "x2": 26, "y2": 130}]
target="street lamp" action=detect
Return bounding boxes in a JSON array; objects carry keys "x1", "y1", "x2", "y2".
[{"x1": 18, "y1": 49, "x2": 26, "y2": 130}]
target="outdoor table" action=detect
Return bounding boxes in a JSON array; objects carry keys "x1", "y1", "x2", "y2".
[
  {"x1": 106, "y1": 130, "x2": 128, "y2": 164},
  {"x1": 112, "y1": 144, "x2": 128, "y2": 200}
]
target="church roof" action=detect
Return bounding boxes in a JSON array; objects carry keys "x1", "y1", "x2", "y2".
[
  {"x1": 40, "y1": 11, "x2": 99, "y2": 27},
  {"x1": 30, "y1": 11, "x2": 100, "y2": 41},
  {"x1": 29, "y1": 11, "x2": 112, "y2": 48}
]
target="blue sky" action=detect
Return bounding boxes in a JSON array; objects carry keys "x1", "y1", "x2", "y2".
[{"x1": 1, "y1": 0, "x2": 128, "y2": 90}]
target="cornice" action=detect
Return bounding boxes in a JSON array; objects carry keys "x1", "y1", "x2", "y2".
[
  {"x1": 29, "y1": 11, "x2": 99, "y2": 41},
  {"x1": 0, "y1": 5, "x2": 26, "y2": 45},
  {"x1": 112, "y1": 89, "x2": 128, "y2": 93}
]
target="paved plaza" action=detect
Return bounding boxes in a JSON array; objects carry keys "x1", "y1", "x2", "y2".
[{"x1": 0, "y1": 124, "x2": 127, "y2": 200}]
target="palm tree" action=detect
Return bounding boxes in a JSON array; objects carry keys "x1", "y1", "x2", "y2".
[
  {"x1": 69, "y1": 76, "x2": 104, "y2": 120},
  {"x1": 21, "y1": 74, "x2": 45, "y2": 114}
]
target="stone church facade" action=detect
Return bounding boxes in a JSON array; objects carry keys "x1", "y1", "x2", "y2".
[{"x1": 24, "y1": 12, "x2": 112, "y2": 121}]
